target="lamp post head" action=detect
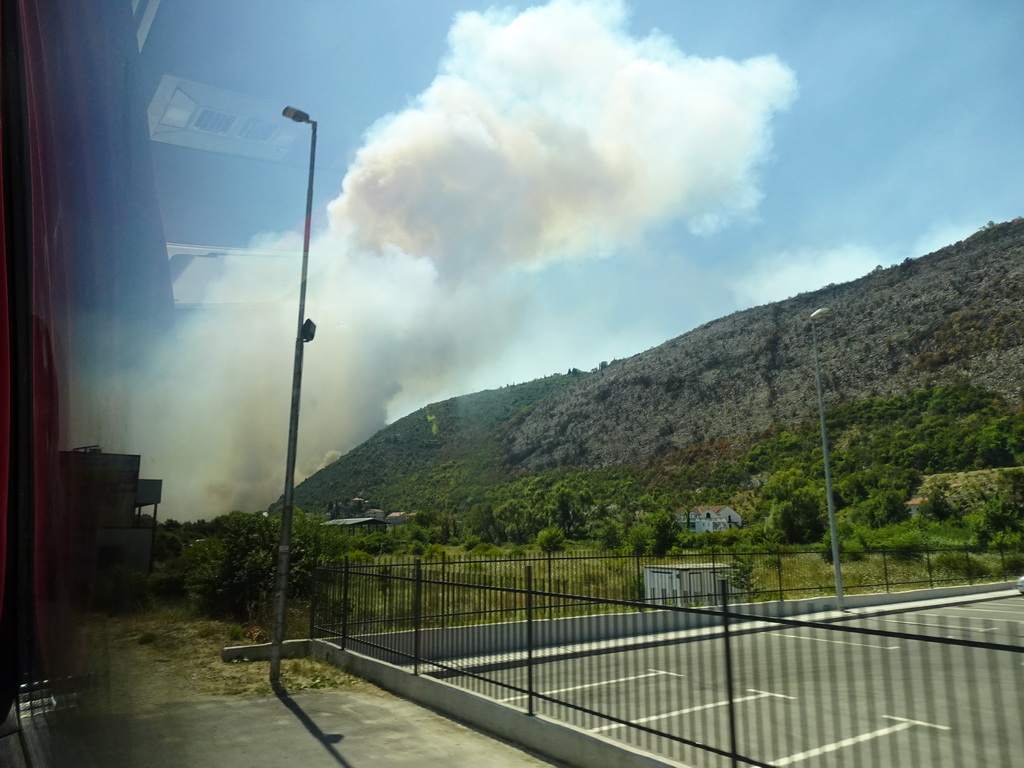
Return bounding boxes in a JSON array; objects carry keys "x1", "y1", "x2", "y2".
[
  {"x1": 282, "y1": 106, "x2": 312, "y2": 123},
  {"x1": 810, "y1": 307, "x2": 832, "y2": 320}
]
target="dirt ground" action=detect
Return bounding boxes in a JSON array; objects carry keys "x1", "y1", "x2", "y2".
[{"x1": 86, "y1": 604, "x2": 377, "y2": 708}]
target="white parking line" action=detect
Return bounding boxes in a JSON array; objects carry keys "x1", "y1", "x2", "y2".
[
  {"x1": 498, "y1": 671, "x2": 663, "y2": 702},
  {"x1": 874, "y1": 617, "x2": 996, "y2": 633},
  {"x1": 771, "y1": 715, "x2": 949, "y2": 765},
  {"x1": 949, "y1": 605, "x2": 1023, "y2": 616},
  {"x1": 590, "y1": 688, "x2": 793, "y2": 733},
  {"x1": 647, "y1": 668, "x2": 686, "y2": 677},
  {"x1": 775, "y1": 632, "x2": 899, "y2": 649}
]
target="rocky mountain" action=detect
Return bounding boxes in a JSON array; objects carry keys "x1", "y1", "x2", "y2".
[
  {"x1": 504, "y1": 218, "x2": 1024, "y2": 471},
  {"x1": 293, "y1": 218, "x2": 1024, "y2": 512}
]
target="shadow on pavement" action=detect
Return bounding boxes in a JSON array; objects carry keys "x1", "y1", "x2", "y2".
[{"x1": 275, "y1": 688, "x2": 353, "y2": 768}]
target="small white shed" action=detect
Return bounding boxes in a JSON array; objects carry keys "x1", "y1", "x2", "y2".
[{"x1": 643, "y1": 564, "x2": 737, "y2": 606}]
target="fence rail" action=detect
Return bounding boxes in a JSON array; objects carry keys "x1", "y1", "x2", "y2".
[
  {"x1": 316, "y1": 545, "x2": 1023, "y2": 615},
  {"x1": 311, "y1": 551, "x2": 1024, "y2": 767}
]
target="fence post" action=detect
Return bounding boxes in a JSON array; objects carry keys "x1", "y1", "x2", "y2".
[
  {"x1": 964, "y1": 544, "x2": 973, "y2": 585},
  {"x1": 926, "y1": 548, "x2": 934, "y2": 588},
  {"x1": 340, "y1": 557, "x2": 350, "y2": 650},
  {"x1": 526, "y1": 564, "x2": 535, "y2": 716},
  {"x1": 440, "y1": 552, "x2": 447, "y2": 629},
  {"x1": 413, "y1": 559, "x2": 423, "y2": 675},
  {"x1": 776, "y1": 549, "x2": 784, "y2": 601},
  {"x1": 547, "y1": 551, "x2": 554, "y2": 621},
  {"x1": 721, "y1": 579, "x2": 739, "y2": 768},
  {"x1": 636, "y1": 554, "x2": 644, "y2": 611},
  {"x1": 308, "y1": 562, "x2": 318, "y2": 640},
  {"x1": 882, "y1": 549, "x2": 890, "y2": 593}
]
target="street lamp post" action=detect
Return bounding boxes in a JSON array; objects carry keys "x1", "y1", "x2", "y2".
[
  {"x1": 270, "y1": 106, "x2": 318, "y2": 686},
  {"x1": 810, "y1": 307, "x2": 844, "y2": 610}
]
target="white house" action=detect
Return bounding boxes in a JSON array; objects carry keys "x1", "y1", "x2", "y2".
[{"x1": 680, "y1": 506, "x2": 742, "y2": 533}]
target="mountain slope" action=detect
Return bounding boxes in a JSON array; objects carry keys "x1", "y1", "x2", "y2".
[
  {"x1": 290, "y1": 373, "x2": 583, "y2": 512},
  {"x1": 504, "y1": 219, "x2": 1024, "y2": 471},
  {"x1": 294, "y1": 218, "x2": 1024, "y2": 513}
]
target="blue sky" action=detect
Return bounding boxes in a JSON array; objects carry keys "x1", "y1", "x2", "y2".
[{"x1": 129, "y1": 0, "x2": 1024, "y2": 517}]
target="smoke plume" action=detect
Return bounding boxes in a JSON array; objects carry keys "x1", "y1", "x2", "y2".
[{"x1": 117, "y1": 0, "x2": 796, "y2": 520}]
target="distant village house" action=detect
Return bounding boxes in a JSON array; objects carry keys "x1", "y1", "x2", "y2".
[
  {"x1": 678, "y1": 506, "x2": 743, "y2": 533},
  {"x1": 906, "y1": 496, "x2": 927, "y2": 517}
]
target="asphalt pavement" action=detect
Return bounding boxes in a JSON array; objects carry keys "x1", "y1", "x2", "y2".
[{"x1": 33, "y1": 686, "x2": 567, "y2": 768}]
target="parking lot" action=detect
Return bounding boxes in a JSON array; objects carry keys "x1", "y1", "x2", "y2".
[{"x1": 454, "y1": 593, "x2": 1024, "y2": 767}]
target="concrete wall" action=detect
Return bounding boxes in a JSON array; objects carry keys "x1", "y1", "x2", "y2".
[{"x1": 337, "y1": 580, "x2": 1014, "y2": 664}]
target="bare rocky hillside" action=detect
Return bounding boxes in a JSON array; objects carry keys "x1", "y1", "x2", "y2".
[{"x1": 501, "y1": 218, "x2": 1024, "y2": 472}]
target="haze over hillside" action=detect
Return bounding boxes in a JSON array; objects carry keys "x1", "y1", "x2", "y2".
[
  {"x1": 505, "y1": 218, "x2": 1024, "y2": 471},
  {"x1": 293, "y1": 218, "x2": 1024, "y2": 513}
]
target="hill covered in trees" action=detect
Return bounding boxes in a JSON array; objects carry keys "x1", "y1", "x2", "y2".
[{"x1": 288, "y1": 218, "x2": 1024, "y2": 549}]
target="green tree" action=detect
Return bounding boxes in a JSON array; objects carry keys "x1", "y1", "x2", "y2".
[
  {"x1": 183, "y1": 511, "x2": 277, "y2": 619},
  {"x1": 591, "y1": 518, "x2": 625, "y2": 551},
  {"x1": 626, "y1": 523, "x2": 654, "y2": 555},
  {"x1": 535, "y1": 526, "x2": 567, "y2": 552},
  {"x1": 857, "y1": 489, "x2": 910, "y2": 528},
  {"x1": 464, "y1": 502, "x2": 500, "y2": 543},
  {"x1": 494, "y1": 498, "x2": 543, "y2": 544},
  {"x1": 547, "y1": 482, "x2": 584, "y2": 538},
  {"x1": 920, "y1": 483, "x2": 956, "y2": 521},
  {"x1": 761, "y1": 469, "x2": 824, "y2": 544},
  {"x1": 647, "y1": 508, "x2": 681, "y2": 556},
  {"x1": 973, "y1": 493, "x2": 1024, "y2": 547}
]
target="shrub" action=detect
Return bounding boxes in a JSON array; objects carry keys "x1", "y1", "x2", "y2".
[
  {"x1": 182, "y1": 512, "x2": 276, "y2": 620},
  {"x1": 536, "y1": 526, "x2": 566, "y2": 553},
  {"x1": 1001, "y1": 553, "x2": 1024, "y2": 575},
  {"x1": 418, "y1": 544, "x2": 445, "y2": 560},
  {"x1": 469, "y1": 542, "x2": 503, "y2": 558},
  {"x1": 626, "y1": 523, "x2": 654, "y2": 555},
  {"x1": 931, "y1": 551, "x2": 991, "y2": 580}
]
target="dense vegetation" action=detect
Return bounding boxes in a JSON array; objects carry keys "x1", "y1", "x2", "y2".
[
  {"x1": 152, "y1": 219, "x2": 1024, "y2": 624},
  {"x1": 139, "y1": 384, "x2": 1024, "y2": 627},
  {"x1": 285, "y1": 372, "x2": 586, "y2": 515},
  {"x1": 284, "y1": 384, "x2": 1024, "y2": 555}
]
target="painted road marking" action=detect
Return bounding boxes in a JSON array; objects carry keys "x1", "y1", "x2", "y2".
[
  {"x1": 775, "y1": 632, "x2": 899, "y2": 649},
  {"x1": 590, "y1": 688, "x2": 793, "y2": 733},
  {"x1": 949, "y1": 605, "x2": 1023, "y2": 615},
  {"x1": 771, "y1": 715, "x2": 950, "y2": 765},
  {"x1": 873, "y1": 617, "x2": 995, "y2": 633},
  {"x1": 498, "y1": 671, "x2": 663, "y2": 702},
  {"x1": 647, "y1": 668, "x2": 686, "y2": 677}
]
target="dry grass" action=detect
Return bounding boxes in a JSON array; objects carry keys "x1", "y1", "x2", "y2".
[{"x1": 90, "y1": 603, "x2": 373, "y2": 706}]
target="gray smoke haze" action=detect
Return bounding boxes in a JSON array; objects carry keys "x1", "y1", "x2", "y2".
[{"x1": 114, "y1": 0, "x2": 796, "y2": 520}]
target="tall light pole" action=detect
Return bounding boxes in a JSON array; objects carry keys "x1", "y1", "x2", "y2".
[
  {"x1": 810, "y1": 307, "x2": 844, "y2": 610},
  {"x1": 270, "y1": 106, "x2": 317, "y2": 685}
]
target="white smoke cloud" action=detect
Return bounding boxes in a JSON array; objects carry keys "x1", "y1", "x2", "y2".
[
  {"x1": 731, "y1": 243, "x2": 884, "y2": 307},
  {"x1": 123, "y1": 0, "x2": 797, "y2": 520},
  {"x1": 331, "y1": 0, "x2": 795, "y2": 278}
]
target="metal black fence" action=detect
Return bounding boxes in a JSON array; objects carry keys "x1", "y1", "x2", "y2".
[
  {"x1": 318, "y1": 545, "x2": 1024, "y2": 612},
  {"x1": 311, "y1": 556, "x2": 1024, "y2": 768}
]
